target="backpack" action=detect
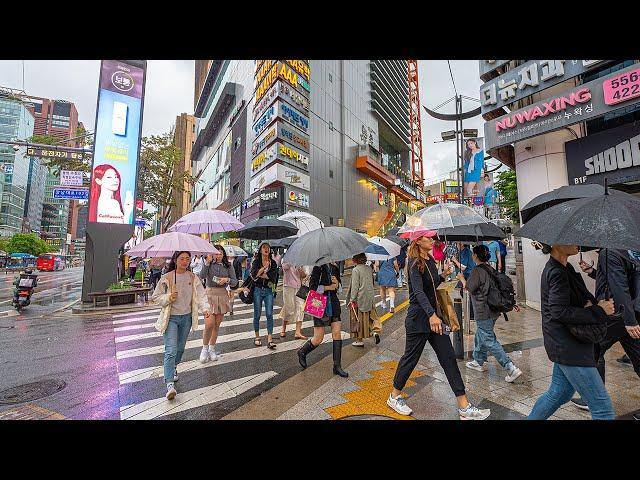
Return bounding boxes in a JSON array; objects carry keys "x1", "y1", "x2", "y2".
[{"x1": 477, "y1": 263, "x2": 516, "y2": 320}]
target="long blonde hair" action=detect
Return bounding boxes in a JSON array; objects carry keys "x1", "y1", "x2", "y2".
[{"x1": 407, "y1": 240, "x2": 432, "y2": 273}]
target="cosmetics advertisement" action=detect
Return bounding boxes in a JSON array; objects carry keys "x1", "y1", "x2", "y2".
[{"x1": 88, "y1": 60, "x2": 146, "y2": 224}]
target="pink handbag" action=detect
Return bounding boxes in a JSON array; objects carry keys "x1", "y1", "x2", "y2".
[{"x1": 303, "y1": 289, "x2": 327, "y2": 318}]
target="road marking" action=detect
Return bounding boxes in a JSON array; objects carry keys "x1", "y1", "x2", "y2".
[
  {"x1": 116, "y1": 320, "x2": 316, "y2": 359},
  {"x1": 119, "y1": 330, "x2": 349, "y2": 384},
  {"x1": 111, "y1": 297, "x2": 248, "y2": 320},
  {"x1": 120, "y1": 371, "x2": 278, "y2": 420}
]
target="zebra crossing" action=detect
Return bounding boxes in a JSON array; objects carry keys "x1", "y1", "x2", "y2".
[{"x1": 113, "y1": 294, "x2": 360, "y2": 420}]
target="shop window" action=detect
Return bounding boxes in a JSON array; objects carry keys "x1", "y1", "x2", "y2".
[
  {"x1": 232, "y1": 182, "x2": 239, "y2": 195},
  {"x1": 329, "y1": 169, "x2": 334, "y2": 178},
  {"x1": 329, "y1": 216, "x2": 334, "y2": 225}
]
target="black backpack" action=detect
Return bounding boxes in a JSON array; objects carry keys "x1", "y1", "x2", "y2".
[{"x1": 477, "y1": 263, "x2": 516, "y2": 320}]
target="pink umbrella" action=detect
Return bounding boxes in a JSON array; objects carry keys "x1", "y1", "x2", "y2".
[
  {"x1": 126, "y1": 232, "x2": 220, "y2": 258},
  {"x1": 168, "y1": 209, "x2": 244, "y2": 234}
]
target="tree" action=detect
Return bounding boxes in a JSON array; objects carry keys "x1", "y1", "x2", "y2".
[
  {"x1": 143, "y1": 228, "x2": 156, "y2": 240},
  {"x1": 137, "y1": 132, "x2": 195, "y2": 228},
  {"x1": 494, "y1": 169, "x2": 520, "y2": 224},
  {"x1": 5, "y1": 233, "x2": 50, "y2": 256}
]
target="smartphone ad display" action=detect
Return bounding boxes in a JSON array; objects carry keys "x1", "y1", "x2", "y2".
[{"x1": 88, "y1": 60, "x2": 146, "y2": 224}]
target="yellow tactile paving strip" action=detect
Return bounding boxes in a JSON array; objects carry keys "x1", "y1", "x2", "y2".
[
  {"x1": 324, "y1": 360, "x2": 425, "y2": 420},
  {"x1": 0, "y1": 404, "x2": 66, "y2": 420}
]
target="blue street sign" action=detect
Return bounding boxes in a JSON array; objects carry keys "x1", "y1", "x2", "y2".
[
  {"x1": 2, "y1": 164, "x2": 13, "y2": 174},
  {"x1": 135, "y1": 219, "x2": 146, "y2": 227},
  {"x1": 53, "y1": 188, "x2": 89, "y2": 200}
]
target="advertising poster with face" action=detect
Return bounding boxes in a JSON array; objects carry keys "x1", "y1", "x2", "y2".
[
  {"x1": 88, "y1": 60, "x2": 146, "y2": 224},
  {"x1": 462, "y1": 137, "x2": 485, "y2": 199}
]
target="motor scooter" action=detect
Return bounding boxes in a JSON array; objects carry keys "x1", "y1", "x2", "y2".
[{"x1": 13, "y1": 271, "x2": 38, "y2": 313}]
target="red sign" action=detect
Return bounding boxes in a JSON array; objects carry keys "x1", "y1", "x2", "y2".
[
  {"x1": 603, "y1": 69, "x2": 640, "y2": 106},
  {"x1": 136, "y1": 199, "x2": 144, "y2": 210}
]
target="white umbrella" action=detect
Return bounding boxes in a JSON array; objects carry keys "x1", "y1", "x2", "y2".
[
  {"x1": 278, "y1": 211, "x2": 324, "y2": 236},
  {"x1": 365, "y1": 236, "x2": 401, "y2": 261},
  {"x1": 222, "y1": 245, "x2": 248, "y2": 258}
]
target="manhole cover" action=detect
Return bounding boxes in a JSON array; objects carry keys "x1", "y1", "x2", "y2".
[{"x1": 0, "y1": 380, "x2": 66, "y2": 405}]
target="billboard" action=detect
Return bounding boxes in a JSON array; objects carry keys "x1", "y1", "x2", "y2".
[
  {"x1": 249, "y1": 163, "x2": 310, "y2": 194},
  {"x1": 88, "y1": 60, "x2": 146, "y2": 224},
  {"x1": 462, "y1": 137, "x2": 486, "y2": 198}
]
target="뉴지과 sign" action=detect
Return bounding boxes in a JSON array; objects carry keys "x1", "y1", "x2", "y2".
[{"x1": 484, "y1": 63, "x2": 640, "y2": 151}]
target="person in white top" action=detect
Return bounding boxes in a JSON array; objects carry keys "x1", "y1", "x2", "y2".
[{"x1": 151, "y1": 251, "x2": 211, "y2": 401}]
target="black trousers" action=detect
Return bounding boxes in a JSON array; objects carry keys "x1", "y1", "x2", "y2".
[
  {"x1": 393, "y1": 331, "x2": 466, "y2": 397},
  {"x1": 595, "y1": 320, "x2": 640, "y2": 381},
  {"x1": 499, "y1": 254, "x2": 506, "y2": 274}
]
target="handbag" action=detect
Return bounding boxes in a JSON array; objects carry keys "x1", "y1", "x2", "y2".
[
  {"x1": 304, "y1": 289, "x2": 328, "y2": 318},
  {"x1": 296, "y1": 285, "x2": 310, "y2": 300}
]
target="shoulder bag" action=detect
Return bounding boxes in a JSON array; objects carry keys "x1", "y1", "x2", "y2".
[{"x1": 565, "y1": 269, "x2": 607, "y2": 344}]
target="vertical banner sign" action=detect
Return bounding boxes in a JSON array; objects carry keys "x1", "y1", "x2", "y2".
[{"x1": 88, "y1": 60, "x2": 146, "y2": 225}]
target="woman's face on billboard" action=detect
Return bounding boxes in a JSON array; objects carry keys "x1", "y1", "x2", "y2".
[{"x1": 97, "y1": 168, "x2": 120, "y2": 192}]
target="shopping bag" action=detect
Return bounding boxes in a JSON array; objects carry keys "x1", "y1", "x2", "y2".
[
  {"x1": 435, "y1": 281, "x2": 461, "y2": 332},
  {"x1": 348, "y1": 302, "x2": 360, "y2": 334},
  {"x1": 303, "y1": 289, "x2": 327, "y2": 318}
]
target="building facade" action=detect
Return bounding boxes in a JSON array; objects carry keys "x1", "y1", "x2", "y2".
[
  {"x1": 190, "y1": 60, "x2": 425, "y2": 247},
  {"x1": 480, "y1": 60, "x2": 640, "y2": 309},
  {"x1": 0, "y1": 91, "x2": 35, "y2": 237}
]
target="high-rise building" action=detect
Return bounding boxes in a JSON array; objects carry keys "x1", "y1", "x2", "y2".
[
  {"x1": 0, "y1": 88, "x2": 36, "y2": 237},
  {"x1": 190, "y1": 60, "x2": 426, "y2": 247},
  {"x1": 24, "y1": 156, "x2": 48, "y2": 233}
]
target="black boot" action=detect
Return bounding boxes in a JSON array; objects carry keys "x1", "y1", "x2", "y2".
[
  {"x1": 297, "y1": 339, "x2": 317, "y2": 369},
  {"x1": 332, "y1": 339, "x2": 349, "y2": 377}
]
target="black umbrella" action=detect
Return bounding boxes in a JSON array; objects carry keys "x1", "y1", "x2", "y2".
[
  {"x1": 438, "y1": 222, "x2": 506, "y2": 242},
  {"x1": 237, "y1": 218, "x2": 298, "y2": 240},
  {"x1": 520, "y1": 184, "x2": 633, "y2": 223},
  {"x1": 267, "y1": 237, "x2": 296, "y2": 248}
]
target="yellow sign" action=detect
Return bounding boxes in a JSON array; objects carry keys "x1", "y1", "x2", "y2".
[
  {"x1": 255, "y1": 63, "x2": 279, "y2": 103},
  {"x1": 285, "y1": 60, "x2": 310, "y2": 81},
  {"x1": 255, "y1": 59, "x2": 275, "y2": 85}
]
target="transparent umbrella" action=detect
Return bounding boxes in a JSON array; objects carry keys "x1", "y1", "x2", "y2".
[{"x1": 398, "y1": 203, "x2": 491, "y2": 239}]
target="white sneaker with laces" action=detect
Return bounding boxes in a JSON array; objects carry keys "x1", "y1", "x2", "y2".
[
  {"x1": 459, "y1": 403, "x2": 490, "y2": 420},
  {"x1": 166, "y1": 382, "x2": 177, "y2": 401},
  {"x1": 466, "y1": 360, "x2": 488, "y2": 372},
  {"x1": 387, "y1": 394, "x2": 413, "y2": 416},
  {"x1": 199, "y1": 346, "x2": 210, "y2": 364},
  {"x1": 505, "y1": 366, "x2": 523, "y2": 383}
]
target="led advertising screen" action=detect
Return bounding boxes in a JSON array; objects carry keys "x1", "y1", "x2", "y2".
[{"x1": 88, "y1": 60, "x2": 146, "y2": 224}]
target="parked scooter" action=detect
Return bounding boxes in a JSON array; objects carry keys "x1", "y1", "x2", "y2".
[{"x1": 12, "y1": 269, "x2": 38, "y2": 313}]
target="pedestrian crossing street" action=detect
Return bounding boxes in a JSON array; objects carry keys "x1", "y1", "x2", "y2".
[{"x1": 113, "y1": 294, "x2": 388, "y2": 420}]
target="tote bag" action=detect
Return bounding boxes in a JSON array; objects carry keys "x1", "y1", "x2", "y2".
[{"x1": 304, "y1": 289, "x2": 327, "y2": 318}]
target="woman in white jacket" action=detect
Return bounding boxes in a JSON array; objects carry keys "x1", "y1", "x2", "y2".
[{"x1": 152, "y1": 251, "x2": 211, "y2": 400}]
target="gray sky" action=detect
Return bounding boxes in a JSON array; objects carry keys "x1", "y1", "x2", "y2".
[{"x1": 0, "y1": 59, "x2": 494, "y2": 180}]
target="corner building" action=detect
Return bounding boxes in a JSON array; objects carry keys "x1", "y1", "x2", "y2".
[{"x1": 190, "y1": 60, "x2": 426, "y2": 244}]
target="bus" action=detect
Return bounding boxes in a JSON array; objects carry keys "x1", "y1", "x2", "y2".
[{"x1": 36, "y1": 254, "x2": 66, "y2": 272}]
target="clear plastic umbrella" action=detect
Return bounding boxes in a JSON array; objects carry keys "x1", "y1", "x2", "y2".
[
  {"x1": 398, "y1": 203, "x2": 491, "y2": 239},
  {"x1": 278, "y1": 211, "x2": 325, "y2": 236}
]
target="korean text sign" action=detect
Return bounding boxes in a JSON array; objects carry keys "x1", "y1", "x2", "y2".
[{"x1": 88, "y1": 60, "x2": 146, "y2": 224}]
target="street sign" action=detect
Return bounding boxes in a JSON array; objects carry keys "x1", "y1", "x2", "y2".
[
  {"x1": 53, "y1": 187, "x2": 89, "y2": 200},
  {"x1": 2, "y1": 164, "x2": 13, "y2": 174},
  {"x1": 26, "y1": 147, "x2": 88, "y2": 161},
  {"x1": 60, "y1": 170, "x2": 84, "y2": 186},
  {"x1": 134, "y1": 218, "x2": 146, "y2": 227}
]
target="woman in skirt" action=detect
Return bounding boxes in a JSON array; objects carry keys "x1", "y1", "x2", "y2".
[
  {"x1": 198, "y1": 244, "x2": 237, "y2": 363},
  {"x1": 375, "y1": 257, "x2": 399, "y2": 313},
  {"x1": 348, "y1": 253, "x2": 381, "y2": 347}
]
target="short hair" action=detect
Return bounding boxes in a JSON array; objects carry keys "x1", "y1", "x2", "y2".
[{"x1": 352, "y1": 253, "x2": 367, "y2": 264}]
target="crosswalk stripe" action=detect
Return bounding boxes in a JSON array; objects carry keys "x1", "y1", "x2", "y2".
[
  {"x1": 120, "y1": 371, "x2": 278, "y2": 420},
  {"x1": 116, "y1": 320, "x2": 315, "y2": 360},
  {"x1": 111, "y1": 297, "x2": 249, "y2": 319},
  {"x1": 112, "y1": 306, "x2": 282, "y2": 331},
  {"x1": 119, "y1": 330, "x2": 349, "y2": 384}
]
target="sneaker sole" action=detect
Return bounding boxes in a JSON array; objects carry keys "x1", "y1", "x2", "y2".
[
  {"x1": 386, "y1": 398, "x2": 412, "y2": 416},
  {"x1": 571, "y1": 401, "x2": 590, "y2": 411},
  {"x1": 466, "y1": 364, "x2": 487, "y2": 372},
  {"x1": 459, "y1": 413, "x2": 490, "y2": 420}
]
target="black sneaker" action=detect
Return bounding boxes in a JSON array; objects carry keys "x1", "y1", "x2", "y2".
[
  {"x1": 373, "y1": 332, "x2": 380, "y2": 345},
  {"x1": 617, "y1": 355, "x2": 631, "y2": 365},
  {"x1": 570, "y1": 397, "x2": 589, "y2": 411}
]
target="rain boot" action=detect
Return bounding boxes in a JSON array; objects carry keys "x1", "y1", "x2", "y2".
[
  {"x1": 332, "y1": 339, "x2": 348, "y2": 377},
  {"x1": 297, "y1": 339, "x2": 317, "y2": 369}
]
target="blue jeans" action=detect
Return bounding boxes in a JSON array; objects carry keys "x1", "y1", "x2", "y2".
[
  {"x1": 163, "y1": 313, "x2": 192, "y2": 383},
  {"x1": 528, "y1": 363, "x2": 615, "y2": 420},
  {"x1": 253, "y1": 287, "x2": 274, "y2": 335},
  {"x1": 473, "y1": 318, "x2": 512, "y2": 369}
]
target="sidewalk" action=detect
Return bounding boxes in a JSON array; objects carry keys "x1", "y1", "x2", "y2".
[{"x1": 225, "y1": 303, "x2": 640, "y2": 420}]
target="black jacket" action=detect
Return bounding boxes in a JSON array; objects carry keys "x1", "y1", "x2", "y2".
[
  {"x1": 250, "y1": 256, "x2": 279, "y2": 289},
  {"x1": 309, "y1": 263, "x2": 341, "y2": 319},
  {"x1": 541, "y1": 257, "x2": 609, "y2": 367},
  {"x1": 590, "y1": 249, "x2": 640, "y2": 328},
  {"x1": 405, "y1": 256, "x2": 443, "y2": 334}
]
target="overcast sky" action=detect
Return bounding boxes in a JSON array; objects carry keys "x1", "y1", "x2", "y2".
[{"x1": 0, "y1": 60, "x2": 494, "y2": 180}]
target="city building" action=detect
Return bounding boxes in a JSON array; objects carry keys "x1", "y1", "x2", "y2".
[
  {"x1": 480, "y1": 60, "x2": 640, "y2": 309},
  {"x1": 190, "y1": 60, "x2": 426, "y2": 250},
  {"x1": 23, "y1": 96, "x2": 79, "y2": 145},
  {"x1": 0, "y1": 88, "x2": 35, "y2": 237},
  {"x1": 24, "y1": 155, "x2": 48, "y2": 233}
]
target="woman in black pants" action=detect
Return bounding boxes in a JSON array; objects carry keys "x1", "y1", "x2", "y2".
[
  {"x1": 387, "y1": 230, "x2": 491, "y2": 420},
  {"x1": 297, "y1": 261, "x2": 348, "y2": 377}
]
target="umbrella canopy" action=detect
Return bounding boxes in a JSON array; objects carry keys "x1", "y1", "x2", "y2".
[
  {"x1": 438, "y1": 222, "x2": 507, "y2": 242},
  {"x1": 168, "y1": 209, "x2": 244, "y2": 234},
  {"x1": 385, "y1": 232, "x2": 409, "y2": 247},
  {"x1": 514, "y1": 192, "x2": 640, "y2": 251},
  {"x1": 222, "y1": 245, "x2": 248, "y2": 258},
  {"x1": 126, "y1": 232, "x2": 221, "y2": 258},
  {"x1": 520, "y1": 184, "x2": 632, "y2": 223},
  {"x1": 282, "y1": 227, "x2": 372, "y2": 266},
  {"x1": 237, "y1": 218, "x2": 298, "y2": 240},
  {"x1": 277, "y1": 211, "x2": 324, "y2": 236},
  {"x1": 267, "y1": 237, "x2": 296, "y2": 249},
  {"x1": 364, "y1": 236, "x2": 401, "y2": 261},
  {"x1": 398, "y1": 202, "x2": 490, "y2": 236}
]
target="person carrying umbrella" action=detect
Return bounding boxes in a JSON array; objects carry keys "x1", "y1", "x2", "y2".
[
  {"x1": 527, "y1": 242, "x2": 615, "y2": 420},
  {"x1": 386, "y1": 229, "x2": 491, "y2": 420},
  {"x1": 248, "y1": 241, "x2": 279, "y2": 349},
  {"x1": 151, "y1": 251, "x2": 212, "y2": 401}
]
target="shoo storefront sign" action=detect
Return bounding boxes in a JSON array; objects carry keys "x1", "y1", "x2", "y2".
[
  {"x1": 566, "y1": 122, "x2": 640, "y2": 187},
  {"x1": 484, "y1": 63, "x2": 640, "y2": 151},
  {"x1": 480, "y1": 60, "x2": 611, "y2": 114}
]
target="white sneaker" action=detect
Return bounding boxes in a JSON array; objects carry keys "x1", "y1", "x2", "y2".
[
  {"x1": 173, "y1": 368, "x2": 179, "y2": 382},
  {"x1": 459, "y1": 403, "x2": 490, "y2": 420},
  {"x1": 199, "y1": 346, "x2": 210, "y2": 364},
  {"x1": 352, "y1": 341, "x2": 364, "y2": 347},
  {"x1": 387, "y1": 394, "x2": 413, "y2": 416},
  {"x1": 466, "y1": 360, "x2": 488, "y2": 372},
  {"x1": 505, "y1": 366, "x2": 523, "y2": 383},
  {"x1": 166, "y1": 382, "x2": 177, "y2": 401},
  {"x1": 209, "y1": 347, "x2": 219, "y2": 361}
]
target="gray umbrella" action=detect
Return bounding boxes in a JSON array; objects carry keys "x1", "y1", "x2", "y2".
[
  {"x1": 438, "y1": 222, "x2": 506, "y2": 242},
  {"x1": 282, "y1": 227, "x2": 372, "y2": 266}
]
